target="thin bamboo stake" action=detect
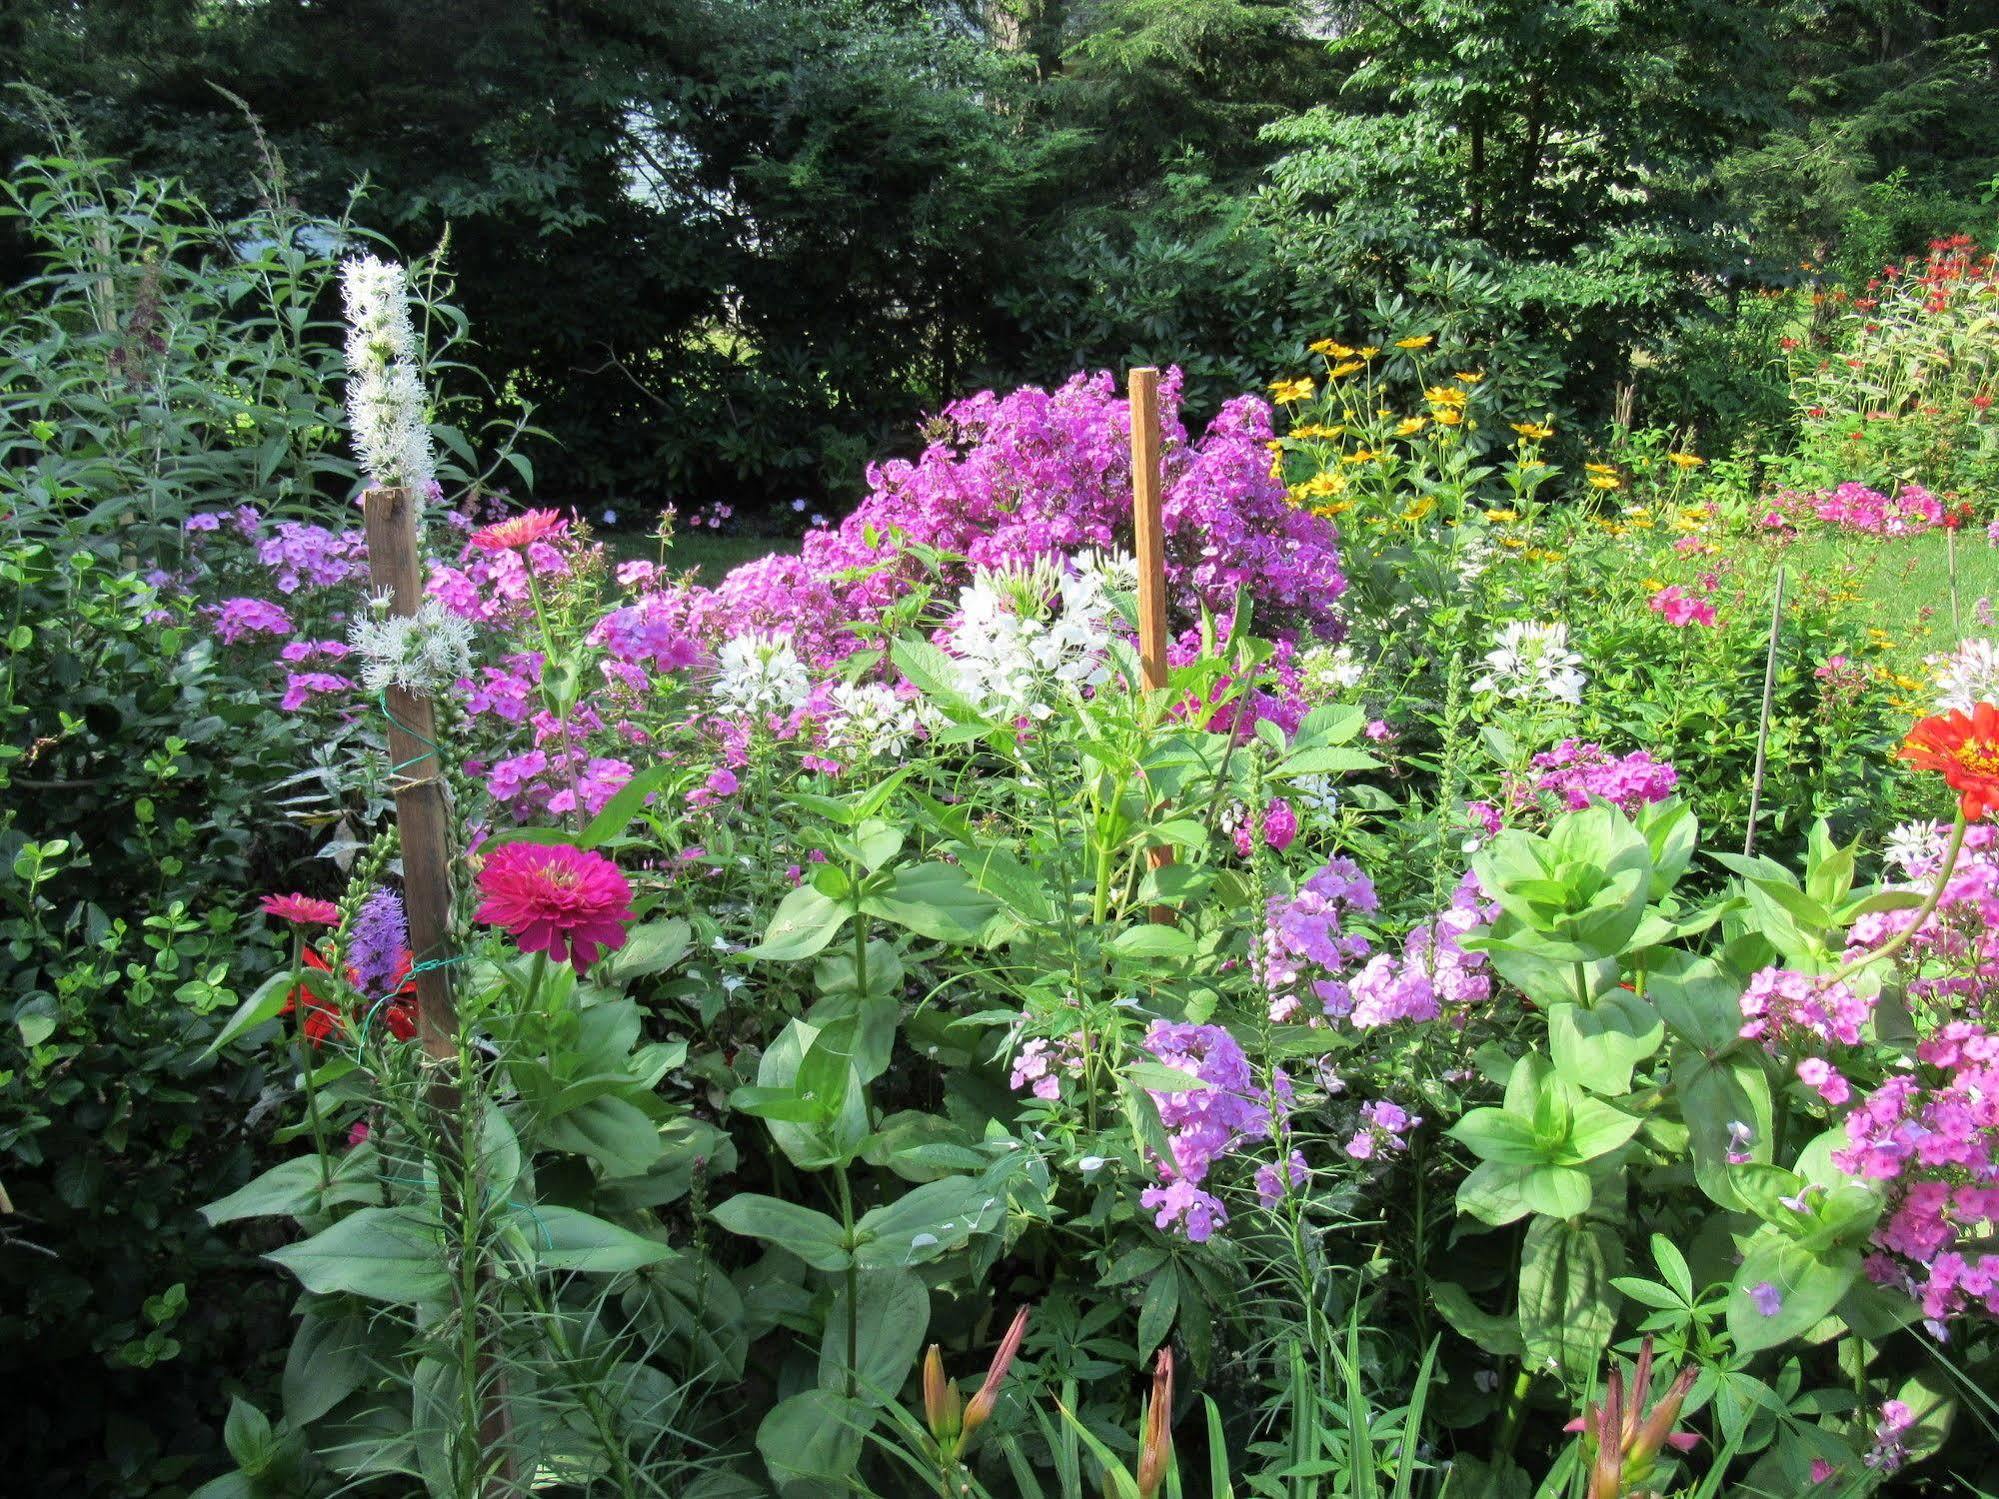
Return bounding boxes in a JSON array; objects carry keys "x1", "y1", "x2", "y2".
[
  {"x1": 1744, "y1": 564, "x2": 1786, "y2": 858},
  {"x1": 362, "y1": 485, "x2": 458, "y2": 1067},
  {"x1": 1130, "y1": 369, "x2": 1175, "y2": 923},
  {"x1": 1947, "y1": 518, "x2": 1961, "y2": 638}
]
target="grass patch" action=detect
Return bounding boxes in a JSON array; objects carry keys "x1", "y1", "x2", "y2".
[
  {"x1": 608, "y1": 529, "x2": 797, "y2": 580},
  {"x1": 1773, "y1": 527, "x2": 1990, "y2": 648}
]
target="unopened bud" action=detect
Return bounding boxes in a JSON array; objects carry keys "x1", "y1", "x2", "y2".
[
  {"x1": 1136, "y1": 1348, "x2": 1174, "y2": 1498},
  {"x1": 961, "y1": 1306, "x2": 1029, "y2": 1445},
  {"x1": 923, "y1": 1344, "x2": 962, "y2": 1452}
]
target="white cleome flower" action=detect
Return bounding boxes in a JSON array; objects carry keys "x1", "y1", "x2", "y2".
[
  {"x1": 713, "y1": 630, "x2": 811, "y2": 716},
  {"x1": 1882, "y1": 820, "x2": 1951, "y2": 882},
  {"x1": 1929, "y1": 636, "x2": 1999, "y2": 714},
  {"x1": 1473, "y1": 620, "x2": 1586, "y2": 705},
  {"x1": 349, "y1": 598, "x2": 475, "y2": 696},
  {"x1": 1298, "y1": 642, "x2": 1366, "y2": 697},
  {"x1": 945, "y1": 556, "x2": 1119, "y2": 718},
  {"x1": 824, "y1": 681, "x2": 919, "y2": 760},
  {"x1": 340, "y1": 255, "x2": 435, "y2": 495}
]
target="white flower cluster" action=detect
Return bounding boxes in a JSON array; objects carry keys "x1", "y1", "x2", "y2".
[
  {"x1": 1929, "y1": 636, "x2": 1999, "y2": 714},
  {"x1": 945, "y1": 552, "x2": 1126, "y2": 719},
  {"x1": 341, "y1": 255, "x2": 435, "y2": 495},
  {"x1": 713, "y1": 630, "x2": 811, "y2": 717},
  {"x1": 1292, "y1": 772, "x2": 1342, "y2": 825},
  {"x1": 1882, "y1": 820, "x2": 1951, "y2": 882},
  {"x1": 349, "y1": 597, "x2": 474, "y2": 696},
  {"x1": 824, "y1": 681, "x2": 920, "y2": 761},
  {"x1": 1297, "y1": 641, "x2": 1366, "y2": 698},
  {"x1": 1473, "y1": 620, "x2": 1586, "y2": 705}
]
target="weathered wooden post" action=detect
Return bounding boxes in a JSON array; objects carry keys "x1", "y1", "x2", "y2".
[
  {"x1": 1129, "y1": 368, "x2": 1176, "y2": 921},
  {"x1": 361, "y1": 484, "x2": 458, "y2": 1067}
]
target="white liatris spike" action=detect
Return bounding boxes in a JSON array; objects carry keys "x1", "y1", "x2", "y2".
[
  {"x1": 340, "y1": 254, "x2": 436, "y2": 495},
  {"x1": 349, "y1": 597, "x2": 474, "y2": 696}
]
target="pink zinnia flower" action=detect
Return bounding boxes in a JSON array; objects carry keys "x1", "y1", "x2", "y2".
[
  {"x1": 469, "y1": 508, "x2": 567, "y2": 553},
  {"x1": 262, "y1": 892, "x2": 341, "y2": 927},
  {"x1": 474, "y1": 842, "x2": 635, "y2": 973}
]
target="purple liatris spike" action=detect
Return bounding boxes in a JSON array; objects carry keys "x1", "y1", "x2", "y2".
[{"x1": 350, "y1": 888, "x2": 410, "y2": 997}]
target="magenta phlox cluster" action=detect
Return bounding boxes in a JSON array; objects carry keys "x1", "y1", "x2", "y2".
[
  {"x1": 1812, "y1": 481, "x2": 1946, "y2": 536},
  {"x1": 429, "y1": 525, "x2": 579, "y2": 624},
  {"x1": 257, "y1": 521, "x2": 370, "y2": 593},
  {"x1": 1510, "y1": 741, "x2": 1680, "y2": 817},
  {"x1": 209, "y1": 596, "x2": 294, "y2": 643}
]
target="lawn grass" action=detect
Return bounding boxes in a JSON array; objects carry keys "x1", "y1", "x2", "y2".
[
  {"x1": 609, "y1": 528, "x2": 797, "y2": 579},
  {"x1": 1775, "y1": 526, "x2": 1989, "y2": 647}
]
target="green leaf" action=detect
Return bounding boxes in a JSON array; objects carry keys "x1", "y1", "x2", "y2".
[
  {"x1": 1727, "y1": 1231, "x2": 1860, "y2": 1353},
  {"x1": 283, "y1": 1303, "x2": 375, "y2": 1425},
  {"x1": 541, "y1": 1094, "x2": 666, "y2": 1180},
  {"x1": 265, "y1": 1208, "x2": 451, "y2": 1303},
  {"x1": 1548, "y1": 991, "x2": 1663, "y2": 1096},
  {"x1": 1518, "y1": 1217, "x2": 1621, "y2": 1379},
  {"x1": 757, "y1": 1389, "x2": 868, "y2": 1496},
  {"x1": 1563, "y1": 1096, "x2": 1644, "y2": 1163},
  {"x1": 202, "y1": 1157, "x2": 330, "y2": 1225},
  {"x1": 1429, "y1": 1281, "x2": 1525, "y2": 1357},
  {"x1": 1106, "y1": 924, "x2": 1197, "y2": 960},
  {"x1": 605, "y1": 918, "x2": 690, "y2": 979},
  {"x1": 1137, "y1": 1265, "x2": 1179, "y2": 1359},
  {"x1": 711, "y1": 1193, "x2": 851, "y2": 1271},
  {"x1": 1449, "y1": 1108, "x2": 1546, "y2": 1165},
  {"x1": 202, "y1": 969, "x2": 294, "y2": 1057},
  {"x1": 580, "y1": 764, "x2": 675, "y2": 847},
  {"x1": 852, "y1": 1174, "x2": 1005, "y2": 1269},
  {"x1": 749, "y1": 885, "x2": 850, "y2": 962},
  {"x1": 859, "y1": 862, "x2": 996, "y2": 943},
  {"x1": 1456, "y1": 1161, "x2": 1589, "y2": 1226},
  {"x1": 817, "y1": 1268, "x2": 929, "y2": 1405},
  {"x1": 516, "y1": 1205, "x2": 673, "y2": 1273},
  {"x1": 1645, "y1": 949, "x2": 1743, "y2": 1052}
]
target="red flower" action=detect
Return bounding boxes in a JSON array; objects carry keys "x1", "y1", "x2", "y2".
[
  {"x1": 1903, "y1": 704, "x2": 1999, "y2": 821},
  {"x1": 262, "y1": 892, "x2": 340, "y2": 926},
  {"x1": 469, "y1": 508, "x2": 568, "y2": 553},
  {"x1": 475, "y1": 842, "x2": 635, "y2": 973},
  {"x1": 282, "y1": 947, "x2": 418, "y2": 1047}
]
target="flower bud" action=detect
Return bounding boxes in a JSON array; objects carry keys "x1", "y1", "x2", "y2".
[
  {"x1": 1136, "y1": 1348, "x2": 1174, "y2": 1499},
  {"x1": 923, "y1": 1344, "x2": 962, "y2": 1452},
  {"x1": 961, "y1": 1306, "x2": 1030, "y2": 1445}
]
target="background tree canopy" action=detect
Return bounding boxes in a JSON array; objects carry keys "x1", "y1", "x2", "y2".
[{"x1": 3, "y1": 0, "x2": 1994, "y2": 510}]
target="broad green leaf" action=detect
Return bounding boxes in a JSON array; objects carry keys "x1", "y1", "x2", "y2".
[
  {"x1": 711, "y1": 1193, "x2": 851, "y2": 1271},
  {"x1": 203, "y1": 969, "x2": 296, "y2": 1057},
  {"x1": 1448, "y1": 1108, "x2": 1545, "y2": 1166},
  {"x1": 283, "y1": 1302, "x2": 376, "y2": 1425},
  {"x1": 852, "y1": 1174, "x2": 1005, "y2": 1269},
  {"x1": 605, "y1": 918, "x2": 690, "y2": 979},
  {"x1": 749, "y1": 885, "x2": 850, "y2": 962},
  {"x1": 1727, "y1": 1230, "x2": 1859, "y2": 1352},
  {"x1": 541, "y1": 1094, "x2": 665, "y2": 1180},
  {"x1": 1428, "y1": 1280, "x2": 1525, "y2": 1356},
  {"x1": 516, "y1": 1204, "x2": 673, "y2": 1273},
  {"x1": 265, "y1": 1208, "x2": 450, "y2": 1303},
  {"x1": 1548, "y1": 991, "x2": 1663, "y2": 1096},
  {"x1": 860, "y1": 862, "x2": 996, "y2": 943},
  {"x1": 817, "y1": 1267, "x2": 929, "y2": 1405},
  {"x1": 757, "y1": 1388, "x2": 868, "y2": 1496},
  {"x1": 1518, "y1": 1217, "x2": 1621, "y2": 1378}
]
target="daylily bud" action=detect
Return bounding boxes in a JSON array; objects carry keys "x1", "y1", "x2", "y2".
[
  {"x1": 1136, "y1": 1348, "x2": 1175, "y2": 1499},
  {"x1": 961, "y1": 1306, "x2": 1029, "y2": 1444},
  {"x1": 1589, "y1": 1368, "x2": 1625, "y2": 1499},
  {"x1": 923, "y1": 1344, "x2": 962, "y2": 1452}
]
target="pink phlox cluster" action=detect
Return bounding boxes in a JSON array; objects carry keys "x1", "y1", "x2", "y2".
[
  {"x1": 279, "y1": 671, "x2": 352, "y2": 711},
  {"x1": 428, "y1": 525, "x2": 579, "y2": 623},
  {"x1": 257, "y1": 521, "x2": 370, "y2": 593},
  {"x1": 209, "y1": 596, "x2": 293, "y2": 643},
  {"x1": 1341, "y1": 871, "x2": 1495, "y2": 1029},
  {"x1": 1738, "y1": 967, "x2": 1873, "y2": 1048},
  {"x1": 1232, "y1": 797, "x2": 1299, "y2": 857},
  {"x1": 1840, "y1": 1023, "x2": 1999, "y2": 1327},
  {"x1": 459, "y1": 652, "x2": 544, "y2": 725},
  {"x1": 590, "y1": 590, "x2": 705, "y2": 672},
  {"x1": 1847, "y1": 825, "x2": 1999, "y2": 1010},
  {"x1": 280, "y1": 639, "x2": 352, "y2": 664},
  {"x1": 1009, "y1": 1032, "x2": 1084, "y2": 1101},
  {"x1": 1649, "y1": 584, "x2": 1717, "y2": 627},
  {"x1": 1812, "y1": 481, "x2": 1945, "y2": 536},
  {"x1": 1260, "y1": 857, "x2": 1378, "y2": 1023},
  {"x1": 1345, "y1": 1098, "x2": 1421, "y2": 1160},
  {"x1": 1254, "y1": 1150, "x2": 1309, "y2": 1207},
  {"x1": 1137, "y1": 1021, "x2": 1292, "y2": 1243},
  {"x1": 1511, "y1": 740, "x2": 1679, "y2": 816}
]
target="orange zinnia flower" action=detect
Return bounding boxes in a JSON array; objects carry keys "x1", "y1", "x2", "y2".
[{"x1": 1902, "y1": 703, "x2": 1999, "y2": 820}]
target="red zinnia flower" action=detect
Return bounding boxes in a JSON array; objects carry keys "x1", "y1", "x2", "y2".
[
  {"x1": 474, "y1": 842, "x2": 635, "y2": 973},
  {"x1": 282, "y1": 948, "x2": 418, "y2": 1047},
  {"x1": 1903, "y1": 703, "x2": 1999, "y2": 821},
  {"x1": 469, "y1": 508, "x2": 567, "y2": 553},
  {"x1": 262, "y1": 892, "x2": 341, "y2": 926}
]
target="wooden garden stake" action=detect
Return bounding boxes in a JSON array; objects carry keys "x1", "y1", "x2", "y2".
[
  {"x1": 1744, "y1": 563, "x2": 1786, "y2": 858},
  {"x1": 1129, "y1": 368, "x2": 1176, "y2": 922},
  {"x1": 362, "y1": 485, "x2": 517, "y2": 1492},
  {"x1": 362, "y1": 485, "x2": 459, "y2": 1068}
]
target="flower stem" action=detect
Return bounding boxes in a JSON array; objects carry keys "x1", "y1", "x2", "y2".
[{"x1": 1831, "y1": 811, "x2": 1968, "y2": 983}]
